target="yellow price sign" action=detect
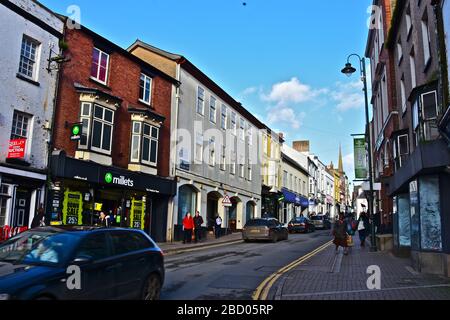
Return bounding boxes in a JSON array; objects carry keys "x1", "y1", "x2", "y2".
[{"x1": 95, "y1": 203, "x2": 103, "y2": 211}]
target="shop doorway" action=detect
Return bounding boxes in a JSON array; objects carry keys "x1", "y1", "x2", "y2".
[
  {"x1": 207, "y1": 191, "x2": 221, "y2": 229},
  {"x1": 229, "y1": 197, "x2": 241, "y2": 232},
  {"x1": 245, "y1": 201, "x2": 256, "y2": 225},
  {"x1": 178, "y1": 185, "x2": 198, "y2": 225},
  {"x1": 12, "y1": 188, "x2": 31, "y2": 227}
]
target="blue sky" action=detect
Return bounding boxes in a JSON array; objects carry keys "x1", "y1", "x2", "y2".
[{"x1": 41, "y1": 0, "x2": 373, "y2": 183}]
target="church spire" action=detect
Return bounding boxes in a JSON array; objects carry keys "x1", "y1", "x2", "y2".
[{"x1": 338, "y1": 144, "x2": 344, "y2": 174}]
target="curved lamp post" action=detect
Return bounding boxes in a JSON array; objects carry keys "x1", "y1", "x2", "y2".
[{"x1": 341, "y1": 54, "x2": 377, "y2": 252}]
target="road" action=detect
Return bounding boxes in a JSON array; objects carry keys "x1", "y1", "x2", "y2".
[{"x1": 161, "y1": 230, "x2": 333, "y2": 300}]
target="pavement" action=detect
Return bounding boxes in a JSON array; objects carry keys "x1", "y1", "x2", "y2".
[
  {"x1": 157, "y1": 232, "x2": 243, "y2": 255},
  {"x1": 266, "y1": 239, "x2": 450, "y2": 300}
]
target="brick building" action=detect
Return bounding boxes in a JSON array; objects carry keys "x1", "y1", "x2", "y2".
[{"x1": 49, "y1": 24, "x2": 179, "y2": 242}]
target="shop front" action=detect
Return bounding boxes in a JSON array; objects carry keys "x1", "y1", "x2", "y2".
[
  {"x1": 261, "y1": 186, "x2": 282, "y2": 220},
  {"x1": 50, "y1": 152, "x2": 176, "y2": 242},
  {"x1": 0, "y1": 166, "x2": 46, "y2": 230},
  {"x1": 281, "y1": 188, "x2": 309, "y2": 223}
]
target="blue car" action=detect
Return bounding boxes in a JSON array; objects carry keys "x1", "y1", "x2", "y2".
[{"x1": 0, "y1": 226, "x2": 164, "y2": 300}]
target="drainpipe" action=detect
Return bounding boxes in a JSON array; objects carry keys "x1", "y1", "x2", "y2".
[{"x1": 167, "y1": 63, "x2": 181, "y2": 243}]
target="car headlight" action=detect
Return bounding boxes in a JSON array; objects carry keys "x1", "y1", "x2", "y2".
[{"x1": 0, "y1": 294, "x2": 10, "y2": 301}]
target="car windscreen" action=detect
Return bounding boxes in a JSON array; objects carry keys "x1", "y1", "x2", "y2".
[
  {"x1": 245, "y1": 219, "x2": 268, "y2": 227},
  {"x1": 310, "y1": 216, "x2": 324, "y2": 221},
  {"x1": 0, "y1": 231, "x2": 80, "y2": 266}
]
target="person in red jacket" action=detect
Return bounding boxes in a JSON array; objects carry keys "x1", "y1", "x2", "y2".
[{"x1": 182, "y1": 212, "x2": 195, "y2": 244}]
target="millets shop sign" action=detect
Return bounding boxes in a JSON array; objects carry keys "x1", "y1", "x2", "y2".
[{"x1": 104, "y1": 172, "x2": 134, "y2": 187}]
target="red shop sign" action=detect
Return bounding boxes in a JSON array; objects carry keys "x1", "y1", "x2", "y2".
[{"x1": 7, "y1": 139, "x2": 26, "y2": 159}]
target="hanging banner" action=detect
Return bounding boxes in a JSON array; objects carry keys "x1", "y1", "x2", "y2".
[
  {"x1": 130, "y1": 198, "x2": 145, "y2": 230},
  {"x1": 63, "y1": 190, "x2": 83, "y2": 225},
  {"x1": 354, "y1": 138, "x2": 368, "y2": 179}
]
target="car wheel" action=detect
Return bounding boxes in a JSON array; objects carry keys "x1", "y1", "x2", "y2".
[{"x1": 142, "y1": 274, "x2": 162, "y2": 301}]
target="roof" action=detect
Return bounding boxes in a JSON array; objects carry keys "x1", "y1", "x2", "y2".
[{"x1": 128, "y1": 40, "x2": 283, "y2": 137}]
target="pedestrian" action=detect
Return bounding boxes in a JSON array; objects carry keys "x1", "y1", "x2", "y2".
[
  {"x1": 358, "y1": 211, "x2": 371, "y2": 248},
  {"x1": 182, "y1": 212, "x2": 194, "y2": 244},
  {"x1": 97, "y1": 211, "x2": 110, "y2": 228},
  {"x1": 215, "y1": 215, "x2": 222, "y2": 239},
  {"x1": 193, "y1": 211, "x2": 204, "y2": 243},
  {"x1": 332, "y1": 212, "x2": 349, "y2": 255},
  {"x1": 31, "y1": 204, "x2": 46, "y2": 229}
]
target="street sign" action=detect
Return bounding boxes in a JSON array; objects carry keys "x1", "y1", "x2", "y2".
[{"x1": 223, "y1": 195, "x2": 232, "y2": 207}]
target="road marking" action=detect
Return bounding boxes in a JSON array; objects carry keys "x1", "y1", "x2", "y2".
[
  {"x1": 252, "y1": 240, "x2": 333, "y2": 300},
  {"x1": 281, "y1": 284, "x2": 450, "y2": 298},
  {"x1": 164, "y1": 240, "x2": 243, "y2": 256}
]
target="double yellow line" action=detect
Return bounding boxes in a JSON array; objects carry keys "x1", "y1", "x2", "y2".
[{"x1": 252, "y1": 240, "x2": 333, "y2": 300}]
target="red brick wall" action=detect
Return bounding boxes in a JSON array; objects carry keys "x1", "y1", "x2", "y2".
[{"x1": 53, "y1": 28, "x2": 173, "y2": 177}]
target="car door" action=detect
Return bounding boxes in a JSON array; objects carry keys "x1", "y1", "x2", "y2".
[
  {"x1": 71, "y1": 232, "x2": 116, "y2": 300},
  {"x1": 109, "y1": 231, "x2": 149, "y2": 299}
]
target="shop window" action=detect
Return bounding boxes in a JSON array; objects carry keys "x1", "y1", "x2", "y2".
[
  {"x1": 130, "y1": 121, "x2": 159, "y2": 167},
  {"x1": 0, "y1": 185, "x2": 10, "y2": 226},
  {"x1": 419, "y1": 176, "x2": 442, "y2": 251},
  {"x1": 79, "y1": 103, "x2": 114, "y2": 155},
  {"x1": 397, "y1": 194, "x2": 411, "y2": 247}
]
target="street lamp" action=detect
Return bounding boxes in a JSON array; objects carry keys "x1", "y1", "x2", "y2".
[{"x1": 341, "y1": 54, "x2": 377, "y2": 252}]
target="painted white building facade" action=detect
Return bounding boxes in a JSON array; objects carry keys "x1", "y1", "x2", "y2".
[{"x1": 0, "y1": 0, "x2": 64, "y2": 229}]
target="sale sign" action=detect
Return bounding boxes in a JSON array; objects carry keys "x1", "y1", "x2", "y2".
[{"x1": 7, "y1": 139, "x2": 26, "y2": 159}]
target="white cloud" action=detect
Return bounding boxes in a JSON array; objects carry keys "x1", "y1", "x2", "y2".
[
  {"x1": 266, "y1": 107, "x2": 305, "y2": 130},
  {"x1": 262, "y1": 77, "x2": 326, "y2": 106},
  {"x1": 330, "y1": 81, "x2": 364, "y2": 112},
  {"x1": 241, "y1": 86, "x2": 258, "y2": 96},
  {"x1": 343, "y1": 153, "x2": 355, "y2": 177}
]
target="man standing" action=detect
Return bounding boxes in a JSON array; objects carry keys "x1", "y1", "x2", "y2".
[
  {"x1": 215, "y1": 215, "x2": 223, "y2": 239},
  {"x1": 193, "y1": 211, "x2": 204, "y2": 243}
]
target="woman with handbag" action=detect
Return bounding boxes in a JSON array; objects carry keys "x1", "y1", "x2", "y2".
[
  {"x1": 332, "y1": 213, "x2": 349, "y2": 255},
  {"x1": 358, "y1": 211, "x2": 371, "y2": 248}
]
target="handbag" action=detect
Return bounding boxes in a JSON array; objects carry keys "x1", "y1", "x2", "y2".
[
  {"x1": 347, "y1": 235, "x2": 354, "y2": 247},
  {"x1": 358, "y1": 220, "x2": 366, "y2": 231}
]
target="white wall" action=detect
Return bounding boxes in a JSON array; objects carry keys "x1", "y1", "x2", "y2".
[{"x1": 0, "y1": 0, "x2": 64, "y2": 168}]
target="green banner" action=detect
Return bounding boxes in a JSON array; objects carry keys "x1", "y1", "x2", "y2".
[
  {"x1": 130, "y1": 198, "x2": 145, "y2": 230},
  {"x1": 63, "y1": 190, "x2": 83, "y2": 226},
  {"x1": 354, "y1": 138, "x2": 368, "y2": 179}
]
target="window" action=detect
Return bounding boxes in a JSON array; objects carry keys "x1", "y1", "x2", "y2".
[
  {"x1": 400, "y1": 77, "x2": 407, "y2": 114},
  {"x1": 197, "y1": 86, "x2": 205, "y2": 115},
  {"x1": 240, "y1": 118, "x2": 245, "y2": 141},
  {"x1": 421, "y1": 91, "x2": 439, "y2": 140},
  {"x1": 18, "y1": 36, "x2": 39, "y2": 79},
  {"x1": 0, "y1": 185, "x2": 10, "y2": 227},
  {"x1": 209, "y1": 96, "x2": 217, "y2": 123},
  {"x1": 90, "y1": 48, "x2": 109, "y2": 84},
  {"x1": 283, "y1": 171, "x2": 288, "y2": 187},
  {"x1": 397, "y1": 40, "x2": 403, "y2": 64},
  {"x1": 209, "y1": 137, "x2": 215, "y2": 166},
  {"x1": 394, "y1": 134, "x2": 409, "y2": 169},
  {"x1": 139, "y1": 74, "x2": 152, "y2": 105},
  {"x1": 381, "y1": 72, "x2": 388, "y2": 124},
  {"x1": 231, "y1": 152, "x2": 236, "y2": 175},
  {"x1": 110, "y1": 231, "x2": 153, "y2": 256},
  {"x1": 406, "y1": 7, "x2": 412, "y2": 37},
  {"x1": 421, "y1": 18, "x2": 431, "y2": 65},
  {"x1": 231, "y1": 112, "x2": 237, "y2": 135},
  {"x1": 220, "y1": 145, "x2": 226, "y2": 171},
  {"x1": 91, "y1": 105, "x2": 114, "y2": 154},
  {"x1": 247, "y1": 160, "x2": 252, "y2": 181},
  {"x1": 75, "y1": 233, "x2": 110, "y2": 261},
  {"x1": 413, "y1": 100, "x2": 420, "y2": 146},
  {"x1": 140, "y1": 123, "x2": 159, "y2": 166},
  {"x1": 247, "y1": 125, "x2": 253, "y2": 145},
  {"x1": 410, "y1": 50, "x2": 417, "y2": 88},
  {"x1": 221, "y1": 105, "x2": 227, "y2": 130},
  {"x1": 11, "y1": 111, "x2": 31, "y2": 140},
  {"x1": 239, "y1": 155, "x2": 245, "y2": 178},
  {"x1": 195, "y1": 132, "x2": 203, "y2": 162},
  {"x1": 80, "y1": 104, "x2": 114, "y2": 154}
]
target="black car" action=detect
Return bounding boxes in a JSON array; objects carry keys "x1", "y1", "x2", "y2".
[
  {"x1": 288, "y1": 217, "x2": 316, "y2": 234},
  {"x1": 0, "y1": 226, "x2": 164, "y2": 300},
  {"x1": 242, "y1": 218, "x2": 289, "y2": 242}
]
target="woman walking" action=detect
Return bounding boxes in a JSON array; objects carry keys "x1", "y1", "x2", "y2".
[
  {"x1": 358, "y1": 211, "x2": 371, "y2": 248},
  {"x1": 333, "y1": 212, "x2": 349, "y2": 255},
  {"x1": 182, "y1": 212, "x2": 195, "y2": 244}
]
